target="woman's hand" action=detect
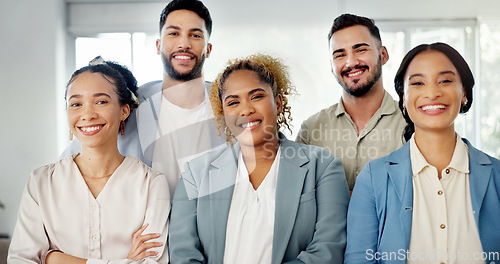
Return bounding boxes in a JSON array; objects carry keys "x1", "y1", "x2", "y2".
[{"x1": 127, "y1": 223, "x2": 164, "y2": 260}]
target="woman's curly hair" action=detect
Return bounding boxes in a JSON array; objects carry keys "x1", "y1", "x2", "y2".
[{"x1": 209, "y1": 54, "x2": 296, "y2": 144}]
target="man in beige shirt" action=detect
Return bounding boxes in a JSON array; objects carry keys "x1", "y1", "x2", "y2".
[{"x1": 296, "y1": 13, "x2": 406, "y2": 191}]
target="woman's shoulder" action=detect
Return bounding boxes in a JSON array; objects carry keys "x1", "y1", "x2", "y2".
[
  {"x1": 123, "y1": 155, "x2": 163, "y2": 179},
  {"x1": 27, "y1": 155, "x2": 79, "y2": 187},
  {"x1": 284, "y1": 139, "x2": 336, "y2": 162}
]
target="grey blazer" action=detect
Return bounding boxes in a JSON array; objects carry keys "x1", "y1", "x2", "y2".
[{"x1": 168, "y1": 133, "x2": 350, "y2": 264}]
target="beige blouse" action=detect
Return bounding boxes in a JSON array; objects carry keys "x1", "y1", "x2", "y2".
[
  {"x1": 408, "y1": 134, "x2": 484, "y2": 264},
  {"x1": 8, "y1": 155, "x2": 170, "y2": 264}
]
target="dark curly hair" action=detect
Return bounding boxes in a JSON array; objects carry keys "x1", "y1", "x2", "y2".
[
  {"x1": 210, "y1": 54, "x2": 296, "y2": 144},
  {"x1": 394, "y1": 42, "x2": 474, "y2": 142}
]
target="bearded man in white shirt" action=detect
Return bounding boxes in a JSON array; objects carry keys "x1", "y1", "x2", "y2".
[{"x1": 63, "y1": 0, "x2": 225, "y2": 197}]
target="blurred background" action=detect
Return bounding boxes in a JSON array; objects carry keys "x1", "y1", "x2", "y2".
[{"x1": 1, "y1": 0, "x2": 500, "y2": 239}]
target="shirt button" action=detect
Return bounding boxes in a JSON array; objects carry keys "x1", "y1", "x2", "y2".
[
  {"x1": 445, "y1": 168, "x2": 450, "y2": 174},
  {"x1": 93, "y1": 235, "x2": 98, "y2": 240},
  {"x1": 440, "y1": 224, "x2": 446, "y2": 229},
  {"x1": 438, "y1": 190, "x2": 443, "y2": 195}
]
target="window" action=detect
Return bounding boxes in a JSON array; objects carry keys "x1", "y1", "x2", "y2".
[{"x1": 75, "y1": 33, "x2": 162, "y2": 86}]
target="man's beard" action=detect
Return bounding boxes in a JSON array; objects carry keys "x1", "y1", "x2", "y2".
[
  {"x1": 161, "y1": 51, "x2": 205, "y2": 81},
  {"x1": 337, "y1": 55, "x2": 382, "y2": 97}
]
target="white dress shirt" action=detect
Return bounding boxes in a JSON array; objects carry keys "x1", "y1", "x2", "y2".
[
  {"x1": 408, "y1": 134, "x2": 484, "y2": 264},
  {"x1": 223, "y1": 148, "x2": 281, "y2": 264},
  {"x1": 8, "y1": 155, "x2": 170, "y2": 264}
]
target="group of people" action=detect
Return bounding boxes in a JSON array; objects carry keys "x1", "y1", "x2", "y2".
[{"x1": 7, "y1": 0, "x2": 500, "y2": 263}]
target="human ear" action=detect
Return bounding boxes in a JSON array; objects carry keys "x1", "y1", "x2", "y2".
[
  {"x1": 156, "y1": 39, "x2": 161, "y2": 55},
  {"x1": 206, "y1": 43, "x2": 212, "y2": 58},
  {"x1": 121, "y1": 104, "x2": 131, "y2": 120}
]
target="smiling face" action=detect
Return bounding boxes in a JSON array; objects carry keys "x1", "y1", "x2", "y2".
[
  {"x1": 67, "y1": 72, "x2": 130, "y2": 151},
  {"x1": 329, "y1": 25, "x2": 388, "y2": 97},
  {"x1": 403, "y1": 50, "x2": 466, "y2": 135},
  {"x1": 221, "y1": 70, "x2": 282, "y2": 148},
  {"x1": 156, "y1": 9, "x2": 212, "y2": 81}
]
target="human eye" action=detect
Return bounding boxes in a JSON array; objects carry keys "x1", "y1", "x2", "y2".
[
  {"x1": 439, "y1": 78, "x2": 453, "y2": 84},
  {"x1": 191, "y1": 33, "x2": 202, "y2": 39},
  {"x1": 356, "y1": 48, "x2": 367, "y2": 53},
  {"x1": 333, "y1": 53, "x2": 345, "y2": 60},
  {"x1": 96, "y1": 99, "x2": 109, "y2": 105},
  {"x1": 251, "y1": 93, "x2": 264, "y2": 100},
  {"x1": 409, "y1": 81, "x2": 424, "y2": 86},
  {"x1": 167, "y1": 31, "x2": 178, "y2": 36},
  {"x1": 226, "y1": 100, "x2": 239, "y2": 107},
  {"x1": 68, "y1": 102, "x2": 81, "y2": 108}
]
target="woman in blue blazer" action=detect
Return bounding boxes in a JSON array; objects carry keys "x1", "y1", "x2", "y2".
[
  {"x1": 345, "y1": 42, "x2": 500, "y2": 263},
  {"x1": 168, "y1": 54, "x2": 350, "y2": 264}
]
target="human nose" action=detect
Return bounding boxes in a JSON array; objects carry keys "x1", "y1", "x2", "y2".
[
  {"x1": 345, "y1": 52, "x2": 359, "y2": 68},
  {"x1": 239, "y1": 101, "x2": 255, "y2": 117},
  {"x1": 424, "y1": 83, "x2": 443, "y2": 100},
  {"x1": 177, "y1": 34, "x2": 191, "y2": 50},
  {"x1": 80, "y1": 105, "x2": 97, "y2": 121}
]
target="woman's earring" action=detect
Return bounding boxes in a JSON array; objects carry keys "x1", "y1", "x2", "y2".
[
  {"x1": 224, "y1": 126, "x2": 232, "y2": 136},
  {"x1": 402, "y1": 107, "x2": 407, "y2": 116},
  {"x1": 120, "y1": 121, "x2": 125, "y2": 135},
  {"x1": 69, "y1": 131, "x2": 73, "y2": 140},
  {"x1": 462, "y1": 98, "x2": 468, "y2": 106}
]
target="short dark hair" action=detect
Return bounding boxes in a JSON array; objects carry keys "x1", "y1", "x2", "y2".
[
  {"x1": 394, "y1": 42, "x2": 474, "y2": 142},
  {"x1": 328, "y1": 13, "x2": 381, "y2": 45},
  {"x1": 66, "y1": 59, "x2": 139, "y2": 124},
  {"x1": 159, "y1": 0, "x2": 212, "y2": 36}
]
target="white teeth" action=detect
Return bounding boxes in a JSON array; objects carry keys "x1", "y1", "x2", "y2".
[
  {"x1": 81, "y1": 125, "x2": 101, "y2": 132},
  {"x1": 240, "y1": 121, "x2": 261, "y2": 128},
  {"x1": 422, "y1": 105, "x2": 446, "y2": 111},
  {"x1": 348, "y1": 71, "x2": 363, "y2": 77},
  {"x1": 175, "y1": 55, "x2": 191, "y2": 60}
]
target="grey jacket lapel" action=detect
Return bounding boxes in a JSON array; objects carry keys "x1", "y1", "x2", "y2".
[
  {"x1": 272, "y1": 135, "x2": 309, "y2": 264},
  {"x1": 208, "y1": 144, "x2": 239, "y2": 263}
]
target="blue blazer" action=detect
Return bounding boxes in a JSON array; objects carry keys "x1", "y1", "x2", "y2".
[
  {"x1": 345, "y1": 138, "x2": 500, "y2": 264},
  {"x1": 169, "y1": 133, "x2": 350, "y2": 264}
]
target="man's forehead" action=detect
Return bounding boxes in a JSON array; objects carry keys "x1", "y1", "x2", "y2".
[
  {"x1": 329, "y1": 25, "x2": 377, "y2": 49},
  {"x1": 164, "y1": 9, "x2": 207, "y2": 31}
]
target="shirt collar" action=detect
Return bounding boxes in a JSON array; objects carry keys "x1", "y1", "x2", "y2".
[
  {"x1": 410, "y1": 133, "x2": 469, "y2": 177},
  {"x1": 335, "y1": 90, "x2": 398, "y2": 117}
]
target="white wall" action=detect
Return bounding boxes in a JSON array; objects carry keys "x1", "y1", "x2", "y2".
[{"x1": 0, "y1": 0, "x2": 65, "y2": 236}]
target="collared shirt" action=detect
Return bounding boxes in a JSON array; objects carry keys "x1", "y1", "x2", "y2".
[
  {"x1": 296, "y1": 91, "x2": 406, "y2": 190},
  {"x1": 408, "y1": 134, "x2": 484, "y2": 264},
  {"x1": 8, "y1": 155, "x2": 170, "y2": 264},
  {"x1": 223, "y1": 148, "x2": 281, "y2": 264}
]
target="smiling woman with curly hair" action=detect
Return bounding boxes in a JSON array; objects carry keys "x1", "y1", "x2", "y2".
[{"x1": 169, "y1": 53, "x2": 350, "y2": 264}]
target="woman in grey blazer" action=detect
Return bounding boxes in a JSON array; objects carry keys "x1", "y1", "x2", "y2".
[{"x1": 168, "y1": 54, "x2": 350, "y2": 264}]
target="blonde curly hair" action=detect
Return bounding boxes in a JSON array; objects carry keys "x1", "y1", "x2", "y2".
[{"x1": 210, "y1": 53, "x2": 296, "y2": 144}]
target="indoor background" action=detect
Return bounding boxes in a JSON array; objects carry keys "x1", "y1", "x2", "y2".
[{"x1": 1, "y1": 0, "x2": 500, "y2": 239}]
